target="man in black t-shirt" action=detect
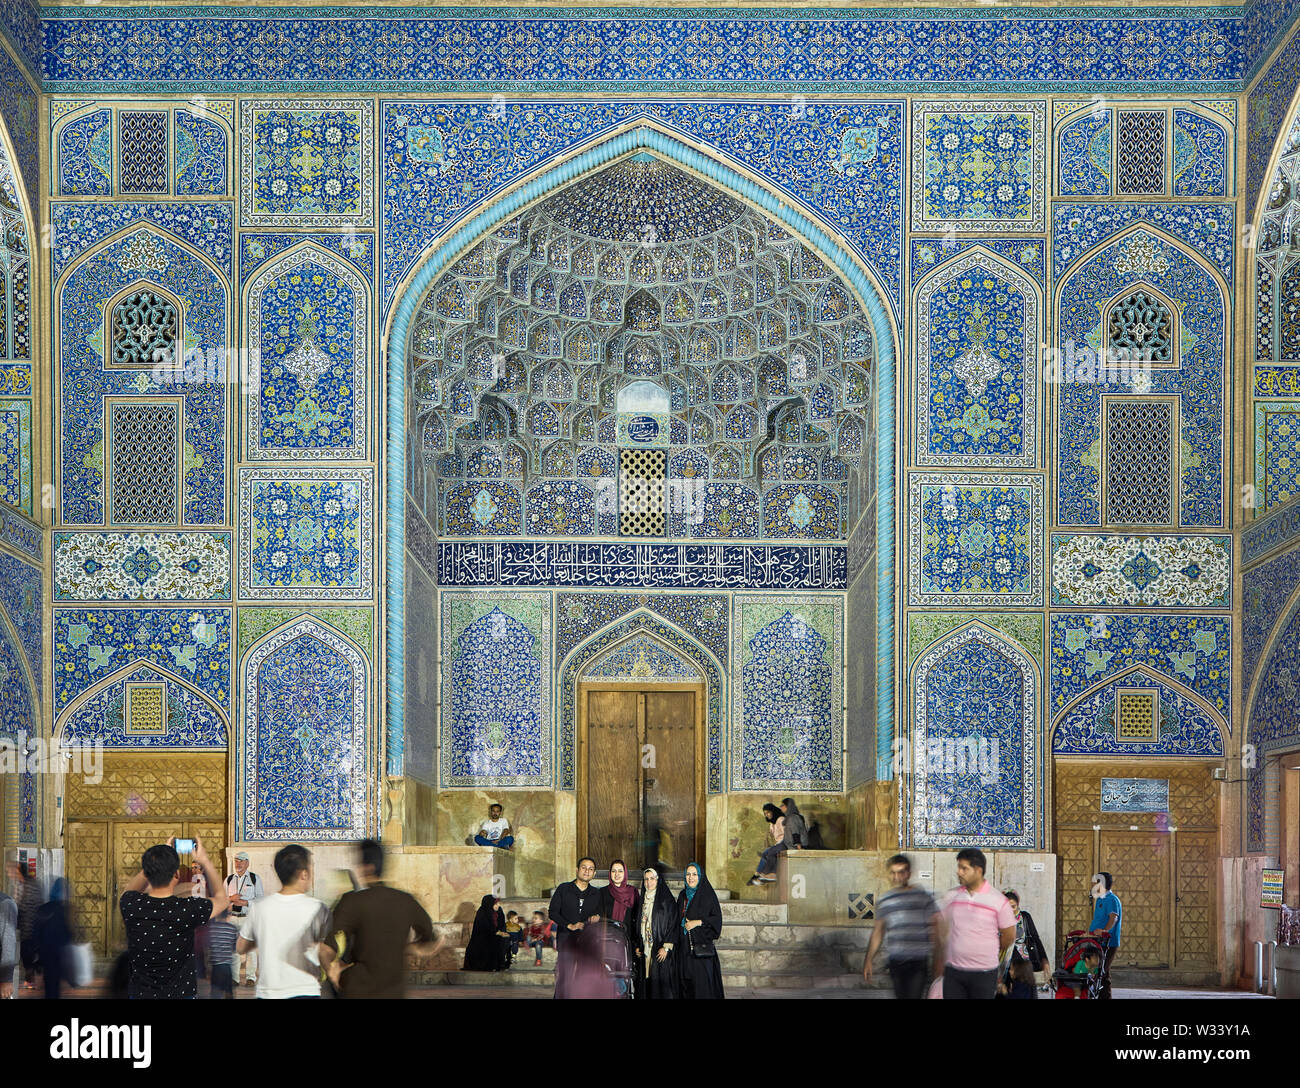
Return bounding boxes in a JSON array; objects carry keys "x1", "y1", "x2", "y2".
[
  {"x1": 119, "y1": 837, "x2": 229, "y2": 999},
  {"x1": 548, "y1": 857, "x2": 599, "y2": 999}
]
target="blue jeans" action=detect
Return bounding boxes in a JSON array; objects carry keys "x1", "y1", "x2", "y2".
[
  {"x1": 757, "y1": 842, "x2": 787, "y2": 874},
  {"x1": 475, "y1": 834, "x2": 514, "y2": 849},
  {"x1": 528, "y1": 938, "x2": 544, "y2": 961}
]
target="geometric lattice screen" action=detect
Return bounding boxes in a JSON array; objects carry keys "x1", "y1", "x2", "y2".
[
  {"x1": 108, "y1": 401, "x2": 181, "y2": 525},
  {"x1": 1116, "y1": 689, "x2": 1158, "y2": 742},
  {"x1": 1116, "y1": 110, "x2": 1166, "y2": 196},
  {"x1": 119, "y1": 111, "x2": 169, "y2": 196},
  {"x1": 1105, "y1": 399, "x2": 1175, "y2": 527},
  {"x1": 124, "y1": 682, "x2": 168, "y2": 736},
  {"x1": 110, "y1": 289, "x2": 179, "y2": 369},
  {"x1": 619, "y1": 448, "x2": 666, "y2": 537}
]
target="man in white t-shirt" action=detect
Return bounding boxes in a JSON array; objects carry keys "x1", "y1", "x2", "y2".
[
  {"x1": 474, "y1": 803, "x2": 514, "y2": 850},
  {"x1": 236, "y1": 844, "x2": 332, "y2": 1000},
  {"x1": 226, "y1": 851, "x2": 263, "y2": 985}
]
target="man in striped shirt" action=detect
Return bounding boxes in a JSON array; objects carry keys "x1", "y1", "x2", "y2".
[
  {"x1": 938, "y1": 847, "x2": 1017, "y2": 1000},
  {"x1": 863, "y1": 853, "x2": 942, "y2": 999}
]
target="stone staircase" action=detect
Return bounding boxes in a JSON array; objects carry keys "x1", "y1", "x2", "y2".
[{"x1": 412, "y1": 892, "x2": 875, "y2": 993}]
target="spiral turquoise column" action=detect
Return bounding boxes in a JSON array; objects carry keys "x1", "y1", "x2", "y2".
[{"x1": 386, "y1": 125, "x2": 897, "y2": 782}]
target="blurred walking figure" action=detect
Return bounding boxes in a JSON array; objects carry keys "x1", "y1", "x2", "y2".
[
  {"x1": 631, "y1": 865, "x2": 677, "y2": 999},
  {"x1": 0, "y1": 884, "x2": 16, "y2": 999},
  {"x1": 862, "y1": 854, "x2": 942, "y2": 999},
  {"x1": 548, "y1": 857, "x2": 600, "y2": 998},
  {"x1": 34, "y1": 878, "x2": 74, "y2": 999},
  {"x1": 676, "y1": 862, "x2": 724, "y2": 999},
  {"x1": 236, "y1": 844, "x2": 331, "y2": 1000},
  {"x1": 323, "y1": 838, "x2": 442, "y2": 998},
  {"x1": 938, "y1": 848, "x2": 1016, "y2": 1000},
  {"x1": 120, "y1": 836, "x2": 228, "y2": 999},
  {"x1": 225, "y1": 851, "x2": 262, "y2": 986},
  {"x1": 747, "y1": 803, "x2": 785, "y2": 885},
  {"x1": 7, "y1": 862, "x2": 41, "y2": 990},
  {"x1": 203, "y1": 907, "x2": 239, "y2": 999}
]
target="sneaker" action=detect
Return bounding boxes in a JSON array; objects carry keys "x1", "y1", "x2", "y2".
[
  {"x1": 758, "y1": 875, "x2": 777, "y2": 883},
  {"x1": 747, "y1": 876, "x2": 763, "y2": 886}
]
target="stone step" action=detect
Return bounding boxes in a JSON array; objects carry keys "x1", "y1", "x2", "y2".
[{"x1": 720, "y1": 923, "x2": 871, "y2": 948}]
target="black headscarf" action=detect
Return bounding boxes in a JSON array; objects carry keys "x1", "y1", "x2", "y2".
[
  {"x1": 633, "y1": 865, "x2": 677, "y2": 949},
  {"x1": 678, "y1": 862, "x2": 721, "y2": 933},
  {"x1": 463, "y1": 894, "x2": 504, "y2": 971}
]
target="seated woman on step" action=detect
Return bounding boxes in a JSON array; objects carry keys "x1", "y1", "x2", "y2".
[{"x1": 747, "y1": 802, "x2": 784, "y2": 885}]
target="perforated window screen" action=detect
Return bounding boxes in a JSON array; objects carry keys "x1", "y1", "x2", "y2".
[
  {"x1": 109, "y1": 402, "x2": 181, "y2": 525},
  {"x1": 120, "y1": 111, "x2": 170, "y2": 195},
  {"x1": 1116, "y1": 689, "x2": 1158, "y2": 741},
  {"x1": 125, "y1": 682, "x2": 168, "y2": 735},
  {"x1": 111, "y1": 289, "x2": 179, "y2": 369},
  {"x1": 1105, "y1": 399, "x2": 1175, "y2": 527},
  {"x1": 1116, "y1": 110, "x2": 1166, "y2": 195},
  {"x1": 619, "y1": 448, "x2": 666, "y2": 536}
]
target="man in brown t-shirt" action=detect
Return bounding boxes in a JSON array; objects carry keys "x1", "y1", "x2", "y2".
[{"x1": 320, "y1": 839, "x2": 443, "y2": 998}]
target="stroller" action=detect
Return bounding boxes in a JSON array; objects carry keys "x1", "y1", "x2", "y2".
[
  {"x1": 1052, "y1": 930, "x2": 1110, "y2": 999},
  {"x1": 590, "y1": 920, "x2": 636, "y2": 999}
]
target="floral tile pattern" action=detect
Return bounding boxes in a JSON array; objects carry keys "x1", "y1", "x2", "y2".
[
  {"x1": 1052, "y1": 671, "x2": 1224, "y2": 756},
  {"x1": 240, "y1": 99, "x2": 373, "y2": 227},
  {"x1": 0, "y1": 549, "x2": 41, "y2": 689},
  {"x1": 581, "y1": 632, "x2": 700, "y2": 682},
  {"x1": 59, "y1": 663, "x2": 228, "y2": 749},
  {"x1": 243, "y1": 616, "x2": 370, "y2": 839},
  {"x1": 909, "y1": 473, "x2": 1044, "y2": 606},
  {"x1": 1255, "y1": 401, "x2": 1300, "y2": 512},
  {"x1": 910, "y1": 102, "x2": 1046, "y2": 233},
  {"x1": 53, "y1": 531, "x2": 232, "y2": 602},
  {"x1": 1057, "y1": 107, "x2": 1111, "y2": 196},
  {"x1": 239, "y1": 468, "x2": 374, "y2": 600},
  {"x1": 1050, "y1": 534, "x2": 1232, "y2": 608},
  {"x1": 0, "y1": 397, "x2": 32, "y2": 515}
]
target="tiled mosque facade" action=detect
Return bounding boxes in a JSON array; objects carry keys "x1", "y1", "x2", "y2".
[{"x1": 0, "y1": 2, "x2": 1299, "y2": 983}]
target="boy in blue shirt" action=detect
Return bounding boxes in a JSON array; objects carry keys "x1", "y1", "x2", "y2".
[{"x1": 1089, "y1": 872, "x2": 1122, "y2": 998}]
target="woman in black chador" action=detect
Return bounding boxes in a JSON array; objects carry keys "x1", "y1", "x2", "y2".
[
  {"x1": 676, "y1": 862, "x2": 724, "y2": 999},
  {"x1": 463, "y1": 893, "x2": 509, "y2": 971},
  {"x1": 630, "y1": 864, "x2": 678, "y2": 999}
]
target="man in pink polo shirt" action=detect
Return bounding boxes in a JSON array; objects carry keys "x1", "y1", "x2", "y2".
[{"x1": 937, "y1": 847, "x2": 1017, "y2": 999}]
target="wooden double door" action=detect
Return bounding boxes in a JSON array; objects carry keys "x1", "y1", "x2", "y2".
[
  {"x1": 579, "y1": 684, "x2": 703, "y2": 872},
  {"x1": 64, "y1": 752, "x2": 226, "y2": 954}
]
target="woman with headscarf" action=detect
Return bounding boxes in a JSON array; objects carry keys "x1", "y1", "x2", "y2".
[
  {"x1": 630, "y1": 865, "x2": 678, "y2": 999},
  {"x1": 747, "y1": 802, "x2": 786, "y2": 885},
  {"x1": 594, "y1": 859, "x2": 638, "y2": 994},
  {"x1": 781, "y1": 798, "x2": 808, "y2": 850},
  {"x1": 463, "y1": 893, "x2": 509, "y2": 972},
  {"x1": 676, "y1": 862, "x2": 724, "y2": 999}
]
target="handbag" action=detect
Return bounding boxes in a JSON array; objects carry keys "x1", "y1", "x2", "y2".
[
  {"x1": 66, "y1": 942, "x2": 93, "y2": 989},
  {"x1": 688, "y1": 925, "x2": 716, "y2": 958}
]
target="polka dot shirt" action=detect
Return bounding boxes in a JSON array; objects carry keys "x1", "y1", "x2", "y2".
[{"x1": 120, "y1": 891, "x2": 214, "y2": 999}]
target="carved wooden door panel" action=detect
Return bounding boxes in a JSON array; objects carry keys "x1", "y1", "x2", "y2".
[
  {"x1": 65, "y1": 821, "x2": 110, "y2": 953},
  {"x1": 586, "y1": 691, "x2": 640, "y2": 868},
  {"x1": 644, "y1": 691, "x2": 696, "y2": 870},
  {"x1": 1100, "y1": 830, "x2": 1170, "y2": 967},
  {"x1": 1173, "y1": 830, "x2": 1217, "y2": 968},
  {"x1": 109, "y1": 822, "x2": 176, "y2": 951},
  {"x1": 1055, "y1": 827, "x2": 1095, "y2": 955}
]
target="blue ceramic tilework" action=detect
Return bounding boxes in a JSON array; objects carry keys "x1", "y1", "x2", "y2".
[
  {"x1": 0, "y1": 605, "x2": 38, "y2": 840},
  {"x1": 241, "y1": 232, "x2": 373, "y2": 284},
  {"x1": 667, "y1": 482, "x2": 760, "y2": 539},
  {"x1": 440, "y1": 593, "x2": 550, "y2": 788},
  {"x1": 0, "y1": 43, "x2": 37, "y2": 214},
  {"x1": 0, "y1": 549, "x2": 40, "y2": 688},
  {"x1": 58, "y1": 663, "x2": 228, "y2": 749},
  {"x1": 1099, "y1": 778, "x2": 1169, "y2": 813},
  {"x1": 559, "y1": 610, "x2": 721, "y2": 792},
  {"x1": 1052, "y1": 671, "x2": 1224, "y2": 756},
  {"x1": 1247, "y1": 762, "x2": 1264, "y2": 852},
  {"x1": 909, "y1": 473, "x2": 1044, "y2": 607},
  {"x1": 1050, "y1": 613, "x2": 1231, "y2": 724},
  {"x1": 58, "y1": 228, "x2": 228, "y2": 526},
  {"x1": 910, "y1": 102, "x2": 1046, "y2": 232},
  {"x1": 0, "y1": 397, "x2": 32, "y2": 515},
  {"x1": 54, "y1": 607, "x2": 231, "y2": 714},
  {"x1": 582, "y1": 631, "x2": 699, "y2": 681},
  {"x1": 1050, "y1": 533, "x2": 1232, "y2": 609},
  {"x1": 0, "y1": 0, "x2": 40, "y2": 76},
  {"x1": 238, "y1": 468, "x2": 374, "y2": 599},
  {"x1": 555, "y1": 591, "x2": 728, "y2": 664},
  {"x1": 845, "y1": 550, "x2": 875, "y2": 789},
  {"x1": 913, "y1": 249, "x2": 1038, "y2": 468},
  {"x1": 762, "y1": 483, "x2": 841, "y2": 538},
  {"x1": 443, "y1": 481, "x2": 522, "y2": 536},
  {"x1": 911, "y1": 236, "x2": 1045, "y2": 284},
  {"x1": 1055, "y1": 228, "x2": 1226, "y2": 528},
  {"x1": 912, "y1": 623, "x2": 1035, "y2": 848},
  {"x1": 1255, "y1": 366, "x2": 1300, "y2": 397},
  {"x1": 40, "y1": 13, "x2": 1249, "y2": 91},
  {"x1": 1244, "y1": 542, "x2": 1300, "y2": 687},
  {"x1": 1053, "y1": 202, "x2": 1234, "y2": 282},
  {"x1": 1247, "y1": 595, "x2": 1300, "y2": 751},
  {"x1": 1255, "y1": 401, "x2": 1300, "y2": 511},
  {"x1": 245, "y1": 245, "x2": 368, "y2": 460},
  {"x1": 734, "y1": 602, "x2": 842, "y2": 791},
  {"x1": 1243, "y1": 498, "x2": 1300, "y2": 565},
  {"x1": 51, "y1": 203, "x2": 233, "y2": 280},
  {"x1": 1, "y1": 507, "x2": 40, "y2": 559},
  {"x1": 1247, "y1": 16, "x2": 1300, "y2": 222},
  {"x1": 524, "y1": 479, "x2": 598, "y2": 536},
  {"x1": 175, "y1": 107, "x2": 228, "y2": 196},
  {"x1": 382, "y1": 100, "x2": 903, "y2": 309},
  {"x1": 243, "y1": 616, "x2": 369, "y2": 839},
  {"x1": 53, "y1": 531, "x2": 232, "y2": 602},
  {"x1": 1173, "y1": 109, "x2": 1230, "y2": 196},
  {"x1": 1057, "y1": 108, "x2": 1111, "y2": 195},
  {"x1": 240, "y1": 99, "x2": 373, "y2": 227},
  {"x1": 56, "y1": 107, "x2": 111, "y2": 195},
  {"x1": 438, "y1": 541, "x2": 847, "y2": 589}
]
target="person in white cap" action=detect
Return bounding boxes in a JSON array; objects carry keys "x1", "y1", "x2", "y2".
[{"x1": 225, "y1": 852, "x2": 263, "y2": 985}]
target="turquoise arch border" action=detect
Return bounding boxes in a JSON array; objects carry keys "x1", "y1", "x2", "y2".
[{"x1": 385, "y1": 123, "x2": 897, "y2": 781}]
